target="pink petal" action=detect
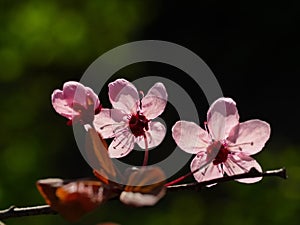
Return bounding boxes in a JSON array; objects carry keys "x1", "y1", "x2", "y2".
[
  {"x1": 191, "y1": 155, "x2": 223, "y2": 182},
  {"x1": 141, "y1": 82, "x2": 168, "y2": 119},
  {"x1": 136, "y1": 121, "x2": 166, "y2": 149},
  {"x1": 94, "y1": 109, "x2": 127, "y2": 139},
  {"x1": 85, "y1": 87, "x2": 101, "y2": 110},
  {"x1": 228, "y1": 119, "x2": 271, "y2": 155},
  {"x1": 63, "y1": 81, "x2": 99, "y2": 109},
  {"x1": 108, "y1": 130, "x2": 135, "y2": 158},
  {"x1": 108, "y1": 79, "x2": 139, "y2": 114},
  {"x1": 51, "y1": 81, "x2": 100, "y2": 120},
  {"x1": 172, "y1": 121, "x2": 210, "y2": 154},
  {"x1": 224, "y1": 153, "x2": 262, "y2": 183},
  {"x1": 207, "y1": 97, "x2": 240, "y2": 140},
  {"x1": 51, "y1": 90, "x2": 77, "y2": 120}
]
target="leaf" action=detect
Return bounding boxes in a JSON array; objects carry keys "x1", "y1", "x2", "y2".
[
  {"x1": 120, "y1": 167, "x2": 167, "y2": 207},
  {"x1": 85, "y1": 126, "x2": 118, "y2": 184},
  {"x1": 36, "y1": 178, "x2": 108, "y2": 221}
]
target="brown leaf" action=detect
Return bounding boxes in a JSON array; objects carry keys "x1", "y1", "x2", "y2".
[
  {"x1": 36, "y1": 179, "x2": 108, "y2": 221},
  {"x1": 120, "y1": 167, "x2": 167, "y2": 207},
  {"x1": 85, "y1": 126, "x2": 117, "y2": 184}
]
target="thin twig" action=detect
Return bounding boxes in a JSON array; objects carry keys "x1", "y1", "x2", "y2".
[
  {"x1": 0, "y1": 167, "x2": 287, "y2": 220},
  {"x1": 0, "y1": 205, "x2": 56, "y2": 220},
  {"x1": 167, "y1": 167, "x2": 287, "y2": 191}
]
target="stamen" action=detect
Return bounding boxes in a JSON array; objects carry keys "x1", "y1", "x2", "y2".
[
  {"x1": 99, "y1": 123, "x2": 123, "y2": 130},
  {"x1": 229, "y1": 141, "x2": 254, "y2": 151},
  {"x1": 112, "y1": 125, "x2": 129, "y2": 137},
  {"x1": 119, "y1": 134, "x2": 134, "y2": 156},
  {"x1": 229, "y1": 141, "x2": 254, "y2": 147},
  {"x1": 112, "y1": 133, "x2": 129, "y2": 149},
  {"x1": 224, "y1": 160, "x2": 235, "y2": 174},
  {"x1": 120, "y1": 131, "x2": 134, "y2": 149},
  {"x1": 100, "y1": 122, "x2": 125, "y2": 130}
]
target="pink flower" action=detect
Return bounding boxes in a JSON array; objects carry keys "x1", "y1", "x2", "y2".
[
  {"x1": 172, "y1": 97, "x2": 271, "y2": 183},
  {"x1": 52, "y1": 81, "x2": 101, "y2": 125},
  {"x1": 94, "y1": 79, "x2": 167, "y2": 158}
]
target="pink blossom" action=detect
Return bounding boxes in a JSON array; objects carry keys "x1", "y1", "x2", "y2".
[
  {"x1": 94, "y1": 79, "x2": 167, "y2": 158},
  {"x1": 172, "y1": 97, "x2": 271, "y2": 183},
  {"x1": 52, "y1": 81, "x2": 101, "y2": 125}
]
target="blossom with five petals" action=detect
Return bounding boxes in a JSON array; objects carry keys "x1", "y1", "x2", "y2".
[
  {"x1": 52, "y1": 81, "x2": 101, "y2": 125},
  {"x1": 94, "y1": 79, "x2": 167, "y2": 158},
  {"x1": 172, "y1": 97, "x2": 270, "y2": 183}
]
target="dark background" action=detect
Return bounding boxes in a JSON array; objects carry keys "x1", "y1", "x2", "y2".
[{"x1": 0, "y1": 1, "x2": 299, "y2": 225}]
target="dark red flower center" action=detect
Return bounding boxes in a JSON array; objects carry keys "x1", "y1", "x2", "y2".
[
  {"x1": 207, "y1": 141, "x2": 230, "y2": 165},
  {"x1": 129, "y1": 112, "x2": 149, "y2": 137}
]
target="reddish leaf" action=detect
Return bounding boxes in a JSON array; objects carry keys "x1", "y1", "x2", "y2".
[
  {"x1": 37, "y1": 128, "x2": 167, "y2": 220},
  {"x1": 36, "y1": 179, "x2": 109, "y2": 221},
  {"x1": 85, "y1": 126, "x2": 118, "y2": 184},
  {"x1": 120, "y1": 167, "x2": 167, "y2": 207}
]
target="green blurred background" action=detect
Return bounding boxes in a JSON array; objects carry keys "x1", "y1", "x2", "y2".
[{"x1": 0, "y1": 0, "x2": 299, "y2": 225}]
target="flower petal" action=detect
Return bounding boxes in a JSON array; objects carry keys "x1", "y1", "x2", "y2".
[
  {"x1": 94, "y1": 109, "x2": 128, "y2": 139},
  {"x1": 228, "y1": 119, "x2": 271, "y2": 155},
  {"x1": 141, "y1": 82, "x2": 168, "y2": 119},
  {"x1": 51, "y1": 81, "x2": 100, "y2": 120},
  {"x1": 207, "y1": 97, "x2": 239, "y2": 140},
  {"x1": 172, "y1": 121, "x2": 210, "y2": 154},
  {"x1": 108, "y1": 79, "x2": 139, "y2": 114},
  {"x1": 191, "y1": 155, "x2": 223, "y2": 182},
  {"x1": 224, "y1": 153, "x2": 262, "y2": 183},
  {"x1": 136, "y1": 121, "x2": 166, "y2": 149},
  {"x1": 108, "y1": 130, "x2": 135, "y2": 158},
  {"x1": 51, "y1": 90, "x2": 77, "y2": 120}
]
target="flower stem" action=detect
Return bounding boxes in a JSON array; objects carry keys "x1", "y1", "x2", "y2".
[
  {"x1": 142, "y1": 135, "x2": 149, "y2": 167},
  {"x1": 165, "y1": 158, "x2": 213, "y2": 186},
  {"x1": 164, "y1": 171, "x2": 194, "y2": 186}
]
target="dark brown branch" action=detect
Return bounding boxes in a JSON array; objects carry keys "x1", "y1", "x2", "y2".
[
  {"x1": 167, "y1": 167, "x2": 287, "y2": 191},
  {"x1": 0, "y1": 167, "x2": 286, "y2": 220},
  {"x1": 0, "y1": 205, "x2": 56, "y2": 220}
]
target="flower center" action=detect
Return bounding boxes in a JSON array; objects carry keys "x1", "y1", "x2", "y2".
[
  {"x1": 207, "y1": 141, "x2": 230, "y2": 165},
  {"x1": 129, "y1": 112, "x2": 149, "y2": 137}
]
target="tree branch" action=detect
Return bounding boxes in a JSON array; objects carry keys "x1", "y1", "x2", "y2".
[
  {"x1": 0, "y1": 205, "x2": 56, "y2": 220},
  {"x1": 0, "y1": 167, "x2": 287, "y2": 220},
  {"x1": 167, "y1": 167, "x2": 287, "y2": 191}
]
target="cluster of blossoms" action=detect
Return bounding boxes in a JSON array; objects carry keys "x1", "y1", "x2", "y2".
[
  {"x1": 37, "y1": 78, "x2": 271, "y2": 221},
  {"x1": 52, "y1": 79, "x2": 271, "y2": 184}
]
